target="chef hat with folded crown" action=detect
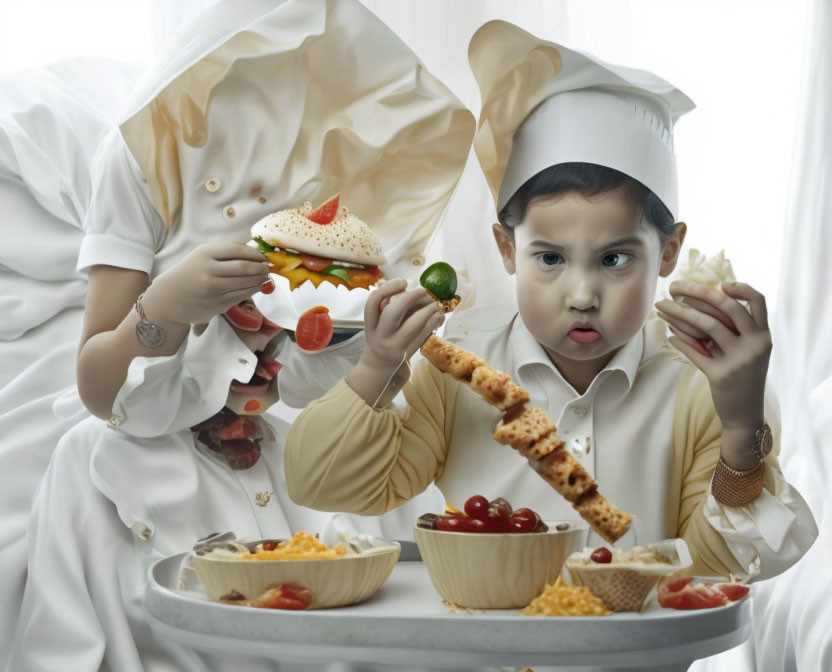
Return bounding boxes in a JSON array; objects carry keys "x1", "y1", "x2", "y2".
[
  {"x1": 117, "y1": 0, "x2": 475, "y2": 279},
  {"x1": 468, "y1": 20, "x2": 695, "y2": 220}
]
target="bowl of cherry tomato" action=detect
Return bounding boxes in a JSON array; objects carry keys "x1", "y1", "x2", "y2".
[{"x1": 413, "y1": 495, "x2": 587, "y2": 609}]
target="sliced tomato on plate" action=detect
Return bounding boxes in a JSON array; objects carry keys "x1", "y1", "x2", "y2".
[
  {"x1": 295, "y1": 306, "x2": 333, "y2": 351},
  {"x1": 300, "y1": 253, "x2": 334, "y2": 272},
  {"x1": 657, "y1": 576, "x2": 749, "y2": 610},
  {"x1": 226, "y1": 299, "x2": 263, "y2": 331},
  {"x1": 305, "y1": 194, "x2": 340, "y2": 224}
]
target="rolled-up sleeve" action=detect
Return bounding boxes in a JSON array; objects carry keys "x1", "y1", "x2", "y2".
[
  {"x1": 675, "y1": 370, "x2": 818, "y2": 580},
  {"x1": 76, "y1": 129, "x2": 164, "y2": 274},
  {"x1": 111, "y1": 317, "x2": 256, "y2": 437},
  {"x1": 284, "y1": 358, "x2": 459, "y2": 515}
]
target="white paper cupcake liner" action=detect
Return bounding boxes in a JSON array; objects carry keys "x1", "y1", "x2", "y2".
[{"x1": 252, "y1": 268, "x2": 474, "y2": 332}]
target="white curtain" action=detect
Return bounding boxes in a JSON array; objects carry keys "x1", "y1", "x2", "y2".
[{"x1": 1, "y1": 1, "x2": 827, "y2": 670}]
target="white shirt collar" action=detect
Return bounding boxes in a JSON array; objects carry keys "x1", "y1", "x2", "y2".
[{"x1": 509, "y1": 313, "x2": 644, "y2": 396}]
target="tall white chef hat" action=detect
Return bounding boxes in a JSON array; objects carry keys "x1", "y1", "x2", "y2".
[
  {"x1": 118, "y1": 0, "x2": 475, "y2": 278},
  {"x1": 469, "y1": 20, "x2": 695, "y2": 220}
]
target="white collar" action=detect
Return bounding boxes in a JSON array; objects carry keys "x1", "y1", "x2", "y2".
[{"x1": 510, "y1": 313, "x2": 644, "y2": 396}]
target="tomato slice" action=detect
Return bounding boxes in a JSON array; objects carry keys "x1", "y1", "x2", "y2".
[
  {"x1": 226, "y1": 300, "x2": 263, "y2": 331},
  {"x1": 300, "y1": 254, "x2": 333, "y2": 272},
  {"x1": 295, "y1": 306, "x2": 333, "y2": 351},
  {"x1": 306, "y1": 194, "x2": 340, "y2": 224}
]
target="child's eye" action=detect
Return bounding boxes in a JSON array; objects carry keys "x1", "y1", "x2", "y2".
[
  {"x1": 601, "y1": 252, "x2": 633, "y2": 268},
  {"x1": 535, "y1": 252, "x2": 563, "y2": 268}
]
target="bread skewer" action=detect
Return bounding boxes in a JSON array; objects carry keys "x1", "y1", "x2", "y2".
[{"x1": 421, "y1": 334, "x2": 632, "y2": 543}]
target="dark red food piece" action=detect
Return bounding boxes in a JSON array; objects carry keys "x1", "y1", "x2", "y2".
[
  {"x1": 590, "y1": 547, "x2": 613, "y2": 564},
  {"x1": 508, "y1": 509, "x2": 538, "y2": 533},
  {"x1": 262, "y1": 541, "x2": 278, "y2": 551},
  {"x1": 435, "y1": 515, "x2": 486, "y2": 533},
  {"x1": 463, "y1": 495, "x2": 489, "y2": 520},
  {"x1": 226, "y1": 299, "x2": 263, "y2": 331},
  {"x1": 260, "y1": 278, "x2": 275, "y2": 294},
  {"x1": 300, "y1": 253, "x2": 333, "y2": 272}
]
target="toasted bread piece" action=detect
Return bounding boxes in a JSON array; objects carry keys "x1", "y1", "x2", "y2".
[
  {"x1": 424, "y1": 289, "x2": 461, "y2": 313},
  {"x1": 468, "y1": 365, "x2": 530, "y2": 411},
  {"x1": 572, "y1": 489, "x2": 633, "y2": 544},
  {"x1": 519, "y1": 433, "x2": 565, "y2": 460},
  {"x1": 420, "y1": 334, "x2": 484, "y2": 381},
  {"x1": 493, "y1": 407, "x2": 556, "y2": 451},
  {"x1": 531, "y1": 447, "x2": 597, "y2": 502}
]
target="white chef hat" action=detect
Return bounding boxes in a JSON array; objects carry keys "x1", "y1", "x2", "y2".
[
  {"x1": 118, "y1": 0, "x2": 475, "y2": 278},
  {"x1": 469, "y1": 20, "x2": 695, "y2": 220}
]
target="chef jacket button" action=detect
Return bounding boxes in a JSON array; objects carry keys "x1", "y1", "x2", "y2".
[
  {"x1": 238, "y1": 358, "x2": 249, "y2": 365},
  {"x1": 204, "y1": 177, "x2": 221, "y2": 193},
  {"x1": 258, "y1": 196, "x2": 267, "y2": 204},
  {"x1": 132, "y1": 522, "x2": 153, "y2": 540},
  {"x1": 411, "y1": 255, "x2": 425, "y2": 266},
  {"x1": 107, "y1": 415, "x2": 124, "y2": 429},
  {"x1": 224, "y1": 206, "x2": 236, "y2": 218},
  {"x1": 573, "y1": 407, "x2": 586, "y2": 418}
]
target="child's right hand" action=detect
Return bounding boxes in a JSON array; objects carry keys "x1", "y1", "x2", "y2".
[
  {"x1": 345, "y1": 278, "x2": 444, "y2": 408},
  {"x1": 363, "y1": 278, "x2": 445, "y2": 370},
  {"x1": 143, "y1": 243, "x2": 270, "y2": 326}
]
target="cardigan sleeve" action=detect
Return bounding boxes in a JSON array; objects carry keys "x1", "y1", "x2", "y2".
[{"x1": 284, "y1": 358, "x2": 460, "y2": 515}]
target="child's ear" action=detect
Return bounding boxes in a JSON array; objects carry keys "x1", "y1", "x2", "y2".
[
  {"x1": 492, "y1": 223, "x2": 516, "y2": 275},
  {"x1": 658, "y1": 221, "x2": 687, "y2": 277}
]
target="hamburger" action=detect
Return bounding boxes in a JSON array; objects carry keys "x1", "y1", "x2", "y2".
[{"x1": 251, "y1": 195, "x2": 385, "y2": 291}]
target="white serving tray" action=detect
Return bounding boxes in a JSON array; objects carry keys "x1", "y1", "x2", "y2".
[{"x1": 145, "y1": 552, "x2": 751, "y2": 669}]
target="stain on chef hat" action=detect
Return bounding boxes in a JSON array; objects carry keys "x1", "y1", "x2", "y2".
[
  {"x1": 469, "y1": 20, "x2": 695, "y2": 220},
  {"x1": 119, "y1": 0, "x2": 475, "y2": 278}
]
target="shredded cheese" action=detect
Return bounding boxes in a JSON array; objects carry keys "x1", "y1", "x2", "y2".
[
  {"x1": 520, "y1": 576, "x2": 612, "y2": 617},
  {"x1": 241, "y1": 532, "x2": 348, "y2": 560}
]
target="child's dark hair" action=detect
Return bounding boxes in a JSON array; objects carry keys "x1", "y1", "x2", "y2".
[{"x1": 498, "y1": 162, "x2": 676, "y2": 239}]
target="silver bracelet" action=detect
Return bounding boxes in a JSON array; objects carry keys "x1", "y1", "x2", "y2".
[{"x1": 135, "y1": 292, "x2": 165, "y2": 348}]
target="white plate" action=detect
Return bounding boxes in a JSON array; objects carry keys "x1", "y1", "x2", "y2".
[{"x1": 146, "y1": 553, "x2": 751, "y2": 669}]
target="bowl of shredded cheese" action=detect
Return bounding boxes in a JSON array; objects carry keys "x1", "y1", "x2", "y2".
[{"x1": 192, "y1": 531, "x2": 400, "y2": 609}]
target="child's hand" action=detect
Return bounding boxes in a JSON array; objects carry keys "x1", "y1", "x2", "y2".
[
  {"x1": 655, "y1": 281, "x2": 771, "y2": 430},
  {"x1": 364, "y1": 278, "x2": 444, "y2": 369},
  {"x1": 143, "y1": 243, "x2": 270, "y2": 326},
  {"x1": 346, "y1": 278, "x2": 444, "y2": 408}
]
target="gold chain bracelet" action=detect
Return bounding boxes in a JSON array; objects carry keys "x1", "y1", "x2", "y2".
[{"x1": 710, "y1": 457, "x2": 765, "y2": 507}]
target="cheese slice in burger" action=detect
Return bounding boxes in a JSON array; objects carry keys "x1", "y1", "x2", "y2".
[{"x1": 251, "y1": 195, "x2": 386, "y2": 291}]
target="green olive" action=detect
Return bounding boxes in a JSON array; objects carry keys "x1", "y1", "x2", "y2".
[{"x1": 419, "y1": 261, "x2": 458, "y2": 301}]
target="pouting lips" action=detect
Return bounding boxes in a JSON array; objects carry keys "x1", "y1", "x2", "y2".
[
  {"x1": 568, "y1": 328, "x2": 601, "y2": 344},
  {"x1": 230, "y1": 374, "x2": 271, "y2": 395}
]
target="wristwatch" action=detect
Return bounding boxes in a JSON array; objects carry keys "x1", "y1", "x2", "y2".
[
  {"x1": 135, "y1": 292, "x2": 165, "y2": 348},
  {"x1": 750, "y1": 422, "x2": 773, "y2": 462}
]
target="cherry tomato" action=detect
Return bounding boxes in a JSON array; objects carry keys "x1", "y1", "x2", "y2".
[
  {"x1": 463, "y1": 495, "x2": 489, "y2": 520},
  {"x1": 260, "y1": 278, "x2": 275, "y2": 294},
  {"x1": 295, "y1": 306, "x2": 333, "y2": 351},
  {"x1": 508, "y1": 513, "x2": 537, "y2": 533},
  {"x1": 226, "y1": 299, "x2": 264, "y2": 331},
  {"x1": 262, "y1": 541, "x2": 278, "y2": 551},
  {"x1": 300, "y1": 254, "x2": 333, "y2": 272},
  {"x1": 590, "y1": 547, "x2": 613, "y2": 564},
  {"x1": 435, "y1": 515, "x2": 485, "y2": 533}
]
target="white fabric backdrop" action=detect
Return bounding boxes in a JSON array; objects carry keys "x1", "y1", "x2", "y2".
[{"x1": 1, "y1": 1, "x2": 828, "y2": 670}]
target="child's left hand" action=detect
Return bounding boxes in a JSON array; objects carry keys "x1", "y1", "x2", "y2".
[{"x1": 655, "y1": 281, "x2": 772, "y2": 430}]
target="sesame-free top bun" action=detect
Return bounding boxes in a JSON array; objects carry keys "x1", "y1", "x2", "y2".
[{"x1": 251, "y1": 202, "x2": 386, "y2": 266}]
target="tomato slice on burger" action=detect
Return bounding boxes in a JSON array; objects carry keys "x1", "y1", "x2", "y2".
[
  {"x1": 295, "y1": 306, "x2": 333, "y2": 351},
  {"x1": 300, "y1": 253, "x2": 334, "y2": 272},
  {"x1": 226, "y1": 300, "x2": 264, "y2": 331},
  {"x1": 305, "y1": 194, "x2": 340, "y2": 224}
]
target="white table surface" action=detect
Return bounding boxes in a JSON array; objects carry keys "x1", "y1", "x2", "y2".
[{"x1": 145, "y1": 552, "x2": 751, "y2": 670}]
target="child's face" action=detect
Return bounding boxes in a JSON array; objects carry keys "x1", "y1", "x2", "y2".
[{"x1": 493, "y1": 189, "x2": 684, "y2": 376}]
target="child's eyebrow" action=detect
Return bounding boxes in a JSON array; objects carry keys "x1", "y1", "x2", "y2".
[{"x1": 526, "y1": 236, "x2": 645, "y2": 252}]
